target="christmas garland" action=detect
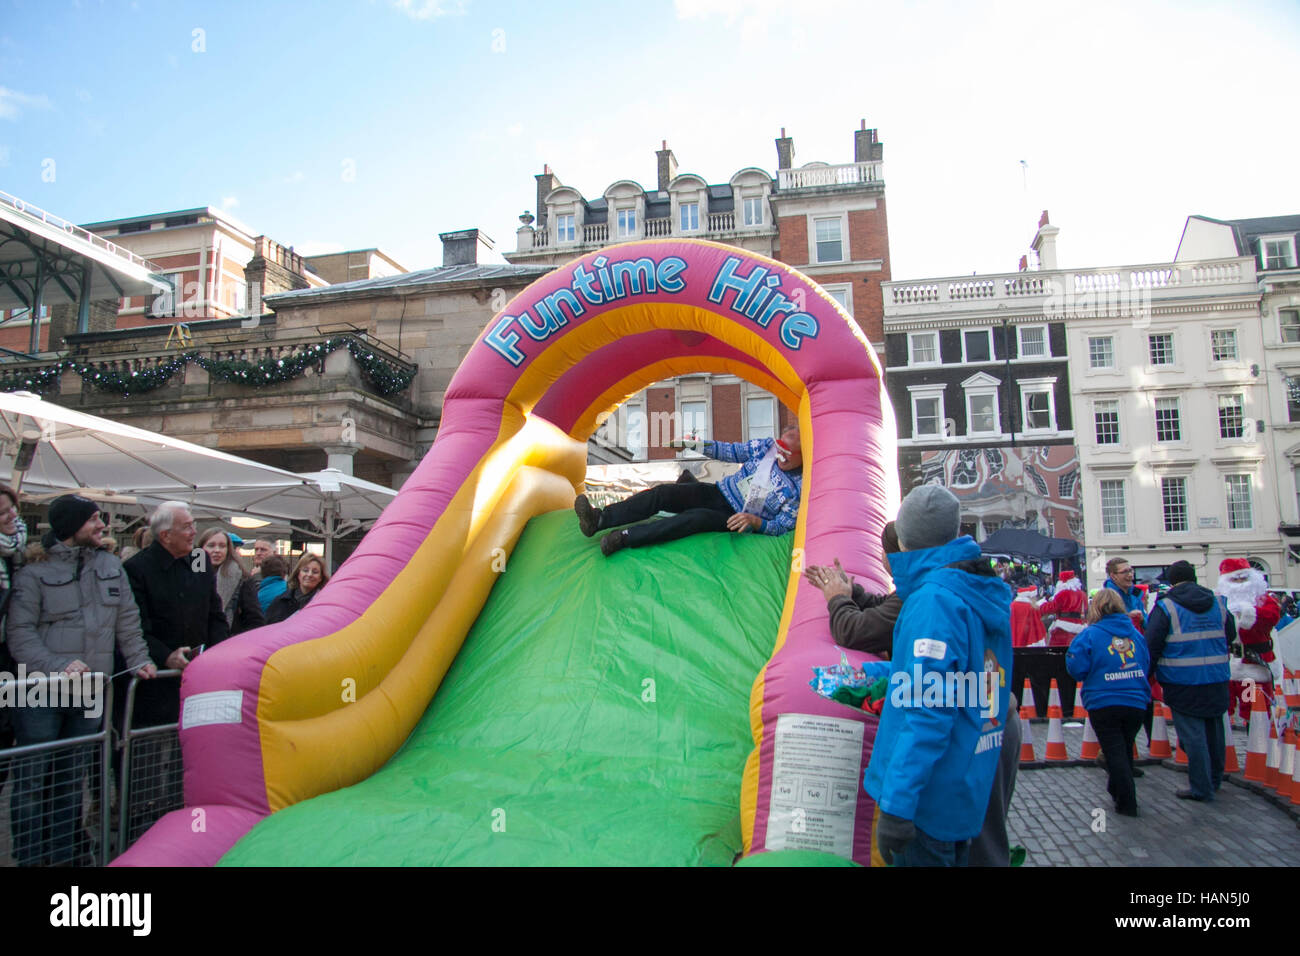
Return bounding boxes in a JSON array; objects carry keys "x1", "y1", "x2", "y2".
[{"x1": 0, "y1": 337, "x2": 416, "y2": 398}]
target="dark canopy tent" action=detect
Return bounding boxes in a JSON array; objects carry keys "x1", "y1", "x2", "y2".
[{"x1": 978, "y1": 528, "x2": 1082, "y2": 566}]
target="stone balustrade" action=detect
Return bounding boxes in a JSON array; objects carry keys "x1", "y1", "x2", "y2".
[
  {"x1": 884, "y1": 257, "x2": 1256, "y2": 316},
  {"x1": 777, "y1": 161, "x2": 882, "y2": 190},
  {"x1": 707, "y1": 211, "x2": 735, "y2": 232}
]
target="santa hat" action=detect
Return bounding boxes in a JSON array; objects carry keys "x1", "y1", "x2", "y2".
[
  {"x1": 1219, "y1": 557, "x2": 1251, "y2": 575},
  {"x1": 1055, "y1": 570, "x2": 1083, "y2": 592},
  {"x1": 1014, "y1": 587, "x2": 1037, "y2": 602}
]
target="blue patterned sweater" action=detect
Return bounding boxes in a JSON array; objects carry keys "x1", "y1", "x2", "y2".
[{"x1": 702, "y1": 438, "x2": 802, "y2": 536}]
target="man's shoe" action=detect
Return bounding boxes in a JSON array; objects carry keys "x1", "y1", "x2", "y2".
[
  {"x1": 1115, "y1": 806, "x2": 1140, "y2": 818},
  {"x1": 574, "y1": 495, "x2": 602, "y2": 538},
  {"x1": 1131, "y1": 767, "x2": 1145, "y2": 778},
  {"x1": 1175, "y1": 789, "x2": 1209, "y2": 801},
  {"x1": 600, "y1": 530, "x2": 627, "y2": 557}
]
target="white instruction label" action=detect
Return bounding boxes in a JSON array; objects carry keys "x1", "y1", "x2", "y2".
[
  {"x1": 765, "y1": 713, "x2": 864, "y2": 857},
  {"x1": 182, "y1": 690, "x2": 244, "y2": 728}
]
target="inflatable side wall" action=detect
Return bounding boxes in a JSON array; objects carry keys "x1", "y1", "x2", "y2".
[{"x1": 115, "y1": 239, "x2": 898, "y2": 866}]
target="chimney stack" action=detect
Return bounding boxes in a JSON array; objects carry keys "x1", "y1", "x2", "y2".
[
  {"x1": 440, "y1": 228, "x2": 494, "y2": 267},
  {"x1": 656, "y1": 140, "x2": 678, "y2": 193},
  {"x1": 775, "y1": 128, "x2": 795, "y2": 171},
  {"x1": 1031, "y1": 212, "x2": 1059, "y2": 271},
  {"x1": 854, "y1": 121, "x2": 883, "y2": 163},
  {"x1": 534, "y1": 165, "x2": 559, "y2": 230}
]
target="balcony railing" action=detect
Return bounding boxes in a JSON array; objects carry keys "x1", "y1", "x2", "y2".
[
  {"x1": 0, "y1": 326, "x2": 417, "y2": 401},
  {"x1": 707, "y1": 211, "x2": 735, "y2": 231},
  {"x1": 644, "y1": 217, "x2": 671, "y2": 237},
  {"x1": 583, "y1": 222, "x2": 608, "y2": 243},
  {"x1": 884, "y1": 257, "x2": 1256, "y2": 315},
  {"x1": 778, "y1": 161, "x2": 882, "y2": 190}
]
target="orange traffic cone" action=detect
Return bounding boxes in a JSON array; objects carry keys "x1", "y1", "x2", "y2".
[
  {"x1": 1222, "y1": 711, "x2": 1241, "y2": 774},
  {"x1": 1045, "y1": 719, "x2": 1068, "y2": 761},
  {"x1": 1265, "y1": 719, "x2": 1282, "y2": 791},
  {"x1": 1149, "y1": 702, "x2": 1172, "y2": 759},
  {"x1": 1244, "y1": 688, "x2": 1270, "y2": 783},
  {"x1": 1291, "y1": 732, "x2": 1300, "y2": 807},
  {"x1": 1018, "y1": 678, "x2": 1037, "y2": 764},
  {"x1": 1079, "y1": 714, "x2": 1100, "y2": 761},
  {"x1": 1020, "y1": 678, "x2": 1037, "y2": 719},
  {"x1": 1044, "y1": 680, "x2": 1068, "y2": 761},
  {"x1": 1278, "y1": 727, "x2": 1296, "y2": 800}
]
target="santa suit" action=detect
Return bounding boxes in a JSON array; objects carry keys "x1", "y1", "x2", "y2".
[
  {"x1": 1218, "y1": 560, "x2": 1282, "y2": 720},
  {"x1": 1038, "y1": 576, "x2": 1086, "y2": 647},
  {"x1": 1011, "y1": 588, "x2": 1047, "y2": 647}
]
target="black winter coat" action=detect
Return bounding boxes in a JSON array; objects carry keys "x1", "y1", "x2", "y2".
[{"x1": 266, "y1": 586, "x2": 316, "y2": 624}]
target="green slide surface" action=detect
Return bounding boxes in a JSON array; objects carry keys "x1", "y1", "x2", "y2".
[{"x1": 219, "y1": 510, "x2": 791, "y2": 866}]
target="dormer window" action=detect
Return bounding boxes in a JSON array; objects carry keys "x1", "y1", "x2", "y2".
[
  {"x1": 556, "y1": 214, "x2": 575, "y2": 243},
  {"x1": 679, "y1": 202, "x2": 699, "y2": 232},
  {"x1": 1262, "y1": 236, "x2": 1296, "y2": 270},
  {"x1": 616, "y1": 208, "x2": 637, "y2": 238}
]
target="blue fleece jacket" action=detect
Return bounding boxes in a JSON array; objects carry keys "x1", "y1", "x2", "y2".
[
  {"x1": 859, "y1": 536, "x2": 1013, "y2": 841},
  {"x1": 1065, "y1": 613, "x2": 1151, "y2": 711},
  {"x1": 258, "y1": 575, "x2": 287, "y2": 614}
]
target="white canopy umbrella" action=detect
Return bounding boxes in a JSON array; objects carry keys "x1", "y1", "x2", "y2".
[
  {"x1": 0, "y1": 392, "x2": 395, "y2": 563},
  {"x1": 188, "y1": 468, "x2": 397, "y2": 567}
]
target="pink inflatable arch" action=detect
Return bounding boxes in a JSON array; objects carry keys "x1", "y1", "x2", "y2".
[{"x1": 115, "y1": 238, "x2": 898, "y2": 866}]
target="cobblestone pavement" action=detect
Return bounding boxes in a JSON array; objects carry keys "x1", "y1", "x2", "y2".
[{"x1": 1009, "y1": 719, "x2": 1300, "y2": 866}]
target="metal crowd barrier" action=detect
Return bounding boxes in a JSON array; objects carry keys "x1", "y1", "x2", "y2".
[
  {"x1": 116, "y1": 671, "x2": 183, "y2": 855},
  {"x1": 0, "y1": 673, "x2": 114, "y2": 867}
]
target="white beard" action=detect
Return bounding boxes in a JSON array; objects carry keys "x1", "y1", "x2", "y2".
[{"x1": 1216, "y1": 570, "x2": 1266, "y2": 630}]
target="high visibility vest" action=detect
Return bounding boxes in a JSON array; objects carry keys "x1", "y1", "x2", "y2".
[{"x1": 1155, "y1": 596, "x2": 1231, "y2": 685}]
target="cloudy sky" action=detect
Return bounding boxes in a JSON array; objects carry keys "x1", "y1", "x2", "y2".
[{"x1": 2, "y1": 0, "x2": 1297, "y2": 279}]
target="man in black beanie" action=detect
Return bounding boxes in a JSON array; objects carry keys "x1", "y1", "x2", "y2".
[
  {"x1": 1145, "y1": 560, "x2": 1235, "y2": 801},
  {"x1": 6, "y1": 494, "x2": 156, "y2": 865}
]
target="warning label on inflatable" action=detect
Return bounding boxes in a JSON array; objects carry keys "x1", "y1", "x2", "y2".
[{"x1": 765, "y1": 713, "x2": 863, "y2": 857}]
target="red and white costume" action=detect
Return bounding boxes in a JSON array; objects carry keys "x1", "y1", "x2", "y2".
[
  {"x1": 1038, "y1": 571, "x2": 1086, "y2": 647},
  {"x1": 1217, "y1": 557, "x2": 1282, "y2": 720},
  {"x1": 1011, "y1": 586, "x2": 1047, "y2": 647}
]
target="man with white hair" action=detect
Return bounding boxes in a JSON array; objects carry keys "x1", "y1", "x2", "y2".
[
  {"x1": 1216, "y1": 557, "x2": 1281, "y2": 721},
  {"x1": 251, "y1": 539, "x2": 275, "y2": 578},
  {"x1": 123, "y1": 501, "x2": 229, "y2": 725}
]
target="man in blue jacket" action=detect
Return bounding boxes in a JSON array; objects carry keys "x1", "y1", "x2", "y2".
[
  {"x1": 1144, "y1": 560, "x2": 1235, "y2": 802},
  {"x1": 862, "y1": 485, "x2": 1013, "y2": 866},
  {"x1": 1104, "y1": 557, "x2": 1146, "y2": 628}
]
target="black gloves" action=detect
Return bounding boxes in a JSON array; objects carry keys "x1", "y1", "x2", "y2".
[{"x1": 876, "y1": 811, "x2": 916, "y2": 865}]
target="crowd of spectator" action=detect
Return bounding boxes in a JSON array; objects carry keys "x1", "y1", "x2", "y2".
[{"x1": 0, "y1": 492, "x2": 332, "y2": 866}]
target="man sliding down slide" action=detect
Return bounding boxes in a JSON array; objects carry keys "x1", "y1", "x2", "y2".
[{"x1": 573, "y1": 425, "x2": 803, "y2": 556}]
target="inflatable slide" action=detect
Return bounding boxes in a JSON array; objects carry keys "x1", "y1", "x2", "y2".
[{"x1": 114, "y1": 239, "x2": 897, "y2": 866}]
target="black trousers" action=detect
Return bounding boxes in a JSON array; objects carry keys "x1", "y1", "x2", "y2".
[
  {"x1": 1090, "y1": 705, "x2": 1145, "y2": 814},
  {"x1": 600, "y1": 482, "x2": 735, "y2": 548}
]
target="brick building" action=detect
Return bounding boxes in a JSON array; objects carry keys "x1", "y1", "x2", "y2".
[
  {"x1": 507, "y1": 122, "x2": 891, "y2": 460},
  {"x1": 0, "y1": 205, "x2": 405, "y2": 355}
]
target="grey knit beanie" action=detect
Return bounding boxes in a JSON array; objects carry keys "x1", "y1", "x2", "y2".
[{"x1": 895, "y1": 485, "x2": 961, "y2": 552}]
